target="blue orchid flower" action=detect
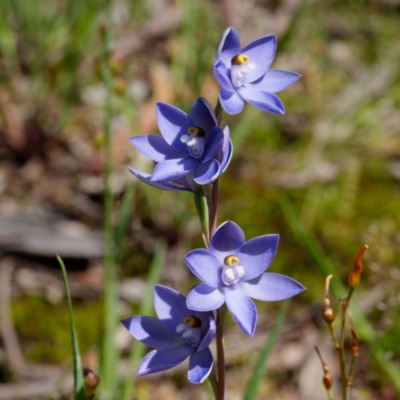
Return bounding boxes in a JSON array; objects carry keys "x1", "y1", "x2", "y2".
[
  {"x1": 128, "y1": 167, "x2": 194, "y2": 192},
  {"x1": 122, "y1": 285, "x2": 216, "y2": 384},
  {"x1": 129, "y1": 98, "x2": 232, "y2": 188},
  {"x1": 185, "y1": 221, "x2": 305, "y2": 336},
  {"x1": 214, "y1": 27, "x2": 300, "y2": 115}
]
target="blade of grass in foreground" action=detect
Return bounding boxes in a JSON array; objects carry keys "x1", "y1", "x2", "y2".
[
  {"x1": 279, "y1": 194, "x2": 400, "y2": 394},
  {"x1": 121, "y1": 239, "x2": 167, "y2": 400},
  {"x1": 100, "y1": 0, "x2": 118, "y2": 396},
  {"x1": 243, "y1": 299, "x2": 291, "y2": 400},
  {"x1": 57, "y1": 255, "x2": 86, "y2": 400}
]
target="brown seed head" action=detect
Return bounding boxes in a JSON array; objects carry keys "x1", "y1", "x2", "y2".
[
  {"x1": 323, "y1": 307, "x2": 336, "y2": 324},
  {"x1": 323, "y1": 275, "x2": 335, "y2": 324},
  {"x1": 315, "y1": 347, "x2": 333, "y2": 389},
  {"x1": 323, "y1": 374, "x2": 333, "y2": 389},
  {"x1": 348, "y1": 244, "x2": 368, "y2": 288}
]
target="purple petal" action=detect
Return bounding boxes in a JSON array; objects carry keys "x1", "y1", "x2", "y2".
[
  {"x1": 137, "y1": 344, "x2": 193, "y2": 376},
  {"x1": 196, "y1": 313, "x2": 216, "y2": 352},
  {"x1": 225, "y1": 285, "x2": 257, "y2": 336},
  {"x1": 128, "y1": 167, "x2": 192, "y2": 192},
  {"x1": 219, "y1": 88, "x2": 244, "y2": 115},
  {"x1": 154, "y1": 285, "x2": 194, "y2": 334},
  {"x1": 237, "y1": 86, "x2": 285, "y2": 114},
  {"x1": 156, "y1": 102, "x2": 193, "y2": 153},
  {"x1": 173, "y1": 174, "x2": 194, "y2": 191},
  {"x1": 216, "y1": 27, "x2": 241, "y2": 66},
  {"x1": 202, "y1": 127, "x2": 224, "y2": 163},
  {"x1": 255, "y1": 69, "x2": 301, "y2": 93},
  {"x1": 187, "y1": 284, "x2": 225, "y2": 312},
  {"x1": 218, "y1": 127, "x2": 233, "y2": 174},
  {"x1": 193, "y1": 159, "x2": 220, "y2": 185},
  {"x1": 210, "y1": 221, "x2": 245, "y2": 264},
  {"x1": 121, "y1": 316, "x2": 184, "y2": 348},
  {"x1": 241, "y1": 273, "x2": 305, "y2": 301},
  {"x1": 237, "y1": 234, "x2": 279, "y2": 281},
  {"x1": 190, "y1": 98, "x2": 218, "y2": 138},
  {"x1": 151, "y1": 157, "x2": 197, "y2": 182},
  {"x1": 214, "y1": 60, "x2": 235, "y2": 92},
  {"x1": 239, "y1": 35, "x2": 276, "y2": 84},
  {"x1": 129, "y1": 135, "x2": 185, "y2": 162},
  {"x1": 188, "y1": 348, "x2": 213, "y2": 384},
  {"x1": 185, "y1": 250, "x2": 223, "y2": 288}
]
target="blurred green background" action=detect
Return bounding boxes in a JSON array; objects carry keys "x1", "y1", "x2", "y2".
[{"x1": 0, "y1": 0, "x2": 399, "y2": 399}]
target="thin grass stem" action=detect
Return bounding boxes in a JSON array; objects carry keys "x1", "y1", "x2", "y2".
[{"x1": 99, "y1": 1, "x2": 118, "y2": 396}]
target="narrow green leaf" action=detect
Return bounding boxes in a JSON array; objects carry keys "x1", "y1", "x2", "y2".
[
  {"x1": 243, "y1": 299, "x2": 291, "y2": 400},
  {"x1": 279, "y1": 195, "x2": 400, "y2": 393},
  {"x1": 121, "y1": 239, "x2": 167, "y2": 400},
  {"x1": 99, "y1": 1, "x2": 118, "y2": 396},
  {"x1": 57, "y1": 255, "x2": 86, "y2": 400}
]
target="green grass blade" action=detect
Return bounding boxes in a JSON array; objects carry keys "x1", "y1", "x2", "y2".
[
  {"x1": 121, "y1": 239, "x2": 167, "y2": 400},
  {"x1": 243, "y1": 299, "x2": 291, "y2": 400},
  {"x1": 279, "y1": 194, "x2": 400, "y2": 394},
  {"x1": 57, "y1": 255, "x2": 86, "y2": 400},
  {"x1": 99, "y1": 0, "x2": 118, "y2": 396}
]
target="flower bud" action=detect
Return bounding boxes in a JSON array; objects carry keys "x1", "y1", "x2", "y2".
[
  {"x1": 323, "y1": 275, "x2": 335, "y2": 324},
  {"x1": 351, "y1": 342, "x2": 359, "y2": 357},
  {"x1": 348, "y1": 314, "x2": 359, "y2": 357},
  {"x1": 83, "y1": 368, "x2": 100, "y2": 397},
  {"x1": 315, "y1": 347, "x2": 333, "y2": 390},
  {"x1": 323, "y1": 307, "x2": 335, "y2": 324},
  {"x1": 323, "y1": 373, "x2": 333, "y2": 389},
  {"x1": 348, "y1": 244, "x2": 368, "y2": 288}
]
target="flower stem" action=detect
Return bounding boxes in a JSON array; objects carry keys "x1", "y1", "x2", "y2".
[
  {"x1": 211, "y1": 97, "x2": 227, "y2": 399},
  {"x1": 214, "y1": 98, "x2": 223, "y2": 126},
  {"x1": 208, "y1": 366, "x2": 220, "y2": 399},
  {"x1": 209, "y1": 179, "x2": 219, "y2": 239},
  {"x1": 208, "y1": 177, "x2": 224, "y2": 398},
  {"x1": 216, "y1": 304, "x2": 227, "y2": 400},
  {"x1": 347, "y1": 354, "x2": 357, "y2": 388},
  {"x1": 339, "y1": 300, "x2": 348, "y2": 400},
  {"x1": 193, "y1": 187, "x2": 210, "y2": 247},
  {"x1": 327, "y1": 387, "x2": 335, "y2": 400}
]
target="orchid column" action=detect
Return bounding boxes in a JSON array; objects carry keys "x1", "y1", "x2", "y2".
[{"x1": 122, "y1": 27, "x2": 305, "y2": 400}]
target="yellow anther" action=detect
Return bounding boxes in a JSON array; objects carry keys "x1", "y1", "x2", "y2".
[
  {"x1": 231, "y1": 54, "x2": 250, "y2": 65},
  {"x1": 188, "y1": 126, "x2": 205, "y2": 137},
  {"x1": 224, "y1": 255, "x2": 240, "y2": 267},
  {"x1": 184, "y1": 316, "x2": 201, "y2": 328}
]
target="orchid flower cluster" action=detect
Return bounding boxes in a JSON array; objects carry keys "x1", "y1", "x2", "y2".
[{"x1": 122, "y1": 27, "x2": 305, "y2": 397}]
